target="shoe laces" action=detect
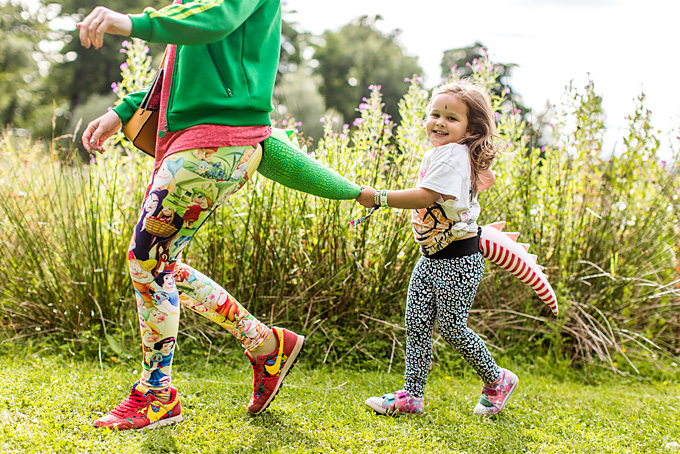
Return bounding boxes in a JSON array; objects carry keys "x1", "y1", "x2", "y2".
[
  {"x1": 251, "y1": 361, "x2": 264, "y2": 382},
  {"x1": 109, "y1": 390, "x2": 149, "y2": 417}
]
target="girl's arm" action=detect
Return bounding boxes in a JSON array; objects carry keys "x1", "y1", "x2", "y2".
[{"x1": 356, "y1": 186, "x2": 439, "y2": 209}]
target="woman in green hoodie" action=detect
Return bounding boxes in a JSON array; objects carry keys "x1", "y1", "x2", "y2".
[{"x1": 78, "y1": 0, "x2": 305, "y2": 430}]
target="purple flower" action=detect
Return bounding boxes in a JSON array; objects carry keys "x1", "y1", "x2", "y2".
[{"x1": 353, "y1": 118, "x2": 364, "y2": 126}]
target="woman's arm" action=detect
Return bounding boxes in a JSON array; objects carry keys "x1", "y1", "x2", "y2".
[{"x1": 77, "y1": 7, "x2": 132, "y2": 49}]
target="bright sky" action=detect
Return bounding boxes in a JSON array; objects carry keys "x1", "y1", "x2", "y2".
[{"x1": 284, "y1": 0, "x2": 679, "y2": 156}]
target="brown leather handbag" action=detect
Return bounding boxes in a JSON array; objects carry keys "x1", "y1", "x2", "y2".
[{"x1": 123, "y1": 49, "x2": 167, "y2": 157}]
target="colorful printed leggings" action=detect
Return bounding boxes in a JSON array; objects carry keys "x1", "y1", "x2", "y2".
[
  {"x1": 129, "y1": 145, "x2": 269, "y2": 391},
  {"x1": 403, "y1": 253, "x2": 501, "y2": 398}
]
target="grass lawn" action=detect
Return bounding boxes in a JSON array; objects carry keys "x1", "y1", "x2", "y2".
[{"x1": 0, "y1": 349, "x2": 678, "y2": 454}]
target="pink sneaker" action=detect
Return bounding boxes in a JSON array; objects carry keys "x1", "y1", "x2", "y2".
[
  {"x1": 365, "y1": 390, "x2": 424, "y2": 416},
  {"x1": 245, "y1": 327, "x2": 305, "y2": 414},
  {"x1": 473, "y1": 368, "x2": 519, "y2": 415}
]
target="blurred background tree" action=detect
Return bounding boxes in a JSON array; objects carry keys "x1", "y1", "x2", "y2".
[
  {"x1": 311, "y1": 15, "x2": 422, "y2": 128},
  {"x1": 1, "y1": 0, "x2": 526, "y2": 152},
  {"x1": 441, "y1": 41, "x2": 527, "y2": 114},
  {"x1": 0, "y1": 0, "x2": 69, "y2": 136}
]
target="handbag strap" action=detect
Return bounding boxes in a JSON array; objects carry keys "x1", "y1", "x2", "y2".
[{"x1": 139, "y1": 47, "x2": 169, "y2": 110}]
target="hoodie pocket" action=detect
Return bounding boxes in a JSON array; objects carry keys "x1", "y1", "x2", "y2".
[{"x1": 207, "y1": 44, "x2": 233, "y2": 97}]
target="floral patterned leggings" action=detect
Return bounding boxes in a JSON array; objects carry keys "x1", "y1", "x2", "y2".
[
  {"x1": 129, "y1": 145, "x2": 268, "y2": 391},
  {"x1": 403, "y1": 253, "x2": 501, "y2": 398}
]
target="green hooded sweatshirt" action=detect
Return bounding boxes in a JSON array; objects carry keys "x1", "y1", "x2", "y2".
[{"x1": 113, "y1": 0, "x2": 281, "y2": 132}]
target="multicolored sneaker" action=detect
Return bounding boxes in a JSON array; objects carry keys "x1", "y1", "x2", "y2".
[
  {"x1": 245, "y1": 327, "x2": 305, "y2": 414},
  {"x1": 93, "y1": 382, "x2": 183, "y2": 431},
  {"x1": 473, "y1": 368, "x2": 519, "y2": 416},
  {"x1": 365, "y1": 390, "x2": 424, "y2": 416}
]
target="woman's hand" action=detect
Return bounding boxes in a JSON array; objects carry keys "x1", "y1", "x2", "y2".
[
  {"x1": 82, "y1": 110, "x2": 122, "y2": 153},
  {"x1": 356, "y1": 185, "x2": 377, "y2": 208},
  {"x1": 77, "y1": 6, "x2": 133, "y2": 49}
]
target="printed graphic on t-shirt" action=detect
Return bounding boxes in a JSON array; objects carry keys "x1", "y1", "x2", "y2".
[{"x1": 412, "y1": 203, "x2": 462, "y2": 255}]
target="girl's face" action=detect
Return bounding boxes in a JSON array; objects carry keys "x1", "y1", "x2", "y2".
[{"x1": 426, "y1": 93, "x2": 469, "y2": 148}]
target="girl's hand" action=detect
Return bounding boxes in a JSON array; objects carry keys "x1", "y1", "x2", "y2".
[
  {"x1": 356, "y1": 185, "x2": 377, "y2": 208},
  {"x1": 82, "y1": 110, "x2": 122, "y2": 153},
  {"x1": 77, "y1": 6, "x2": 133, "y2": 49}
]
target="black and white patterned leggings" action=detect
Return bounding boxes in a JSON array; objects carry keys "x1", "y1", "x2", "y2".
[{"x1": 403, "y1": 252, "x2": 501, "y2": 398}]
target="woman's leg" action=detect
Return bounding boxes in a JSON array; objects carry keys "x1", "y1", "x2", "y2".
[
  {"x1": 130, "y1": 145, "x2": 269, "y2": 392},
  {"x1": 434, "y1": 254, "x2": 500, "y2": 384},
  {"x1": 173, "y1": 263, "x2": 269, "y2": 351},
  {"x1": 134, "y1": 145, "x2": 302, "y2": 414}
]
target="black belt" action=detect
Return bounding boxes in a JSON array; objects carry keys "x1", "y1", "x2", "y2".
[{"x1": 422, "y1": 233, "x2": 480, "y2": 259}]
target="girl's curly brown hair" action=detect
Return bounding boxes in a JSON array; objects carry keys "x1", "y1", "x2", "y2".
[{"x1": 427, "y1": 81, "x2": 498, "y2": 194}]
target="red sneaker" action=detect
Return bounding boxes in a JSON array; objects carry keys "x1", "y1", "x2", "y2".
[
  {"x1": 245, "y1": 327, "x2": 305, "y2": 414},
  {"x1": 94, "y1": 382, "x2": 183, "y2": 430}
]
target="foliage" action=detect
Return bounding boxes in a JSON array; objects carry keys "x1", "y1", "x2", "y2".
[
  {"x1": 0, "y1": 46, "x2": 678, "y2": 377},
  {"x1": 0, "y1": 350, "x2": 678, "y2": 453},
  {"x1": 440, "y1": 41, "x2": 527, "y2": 115},
  {"x1": 48, "y1": 0, "x2": 167, "y2": 110},
  {"x1": 0, "y1": 0, "x2": 70, "y2": 136},
  {"x1": 312, "y1": 15, "x2": 422, "y2": 127}
]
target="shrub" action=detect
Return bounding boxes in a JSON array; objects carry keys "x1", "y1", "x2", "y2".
[{"x1": 0, "y1": 43, "x2": 678, "y2": 375}]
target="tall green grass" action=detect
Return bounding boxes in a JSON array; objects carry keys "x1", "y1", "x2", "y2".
[{"x1": 0, "y1": 43, "x2": 678, "y2": 376}]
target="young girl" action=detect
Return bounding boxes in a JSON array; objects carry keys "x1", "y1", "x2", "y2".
[{"x1": 356, "y1": 82, "x2": 518, "y2": 416}]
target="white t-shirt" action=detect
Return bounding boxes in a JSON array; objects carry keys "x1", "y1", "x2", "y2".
[{"x1": 411, "y1": 143, "x2": 480, "y2": 255}]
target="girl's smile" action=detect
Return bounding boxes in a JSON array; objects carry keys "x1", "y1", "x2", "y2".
[{"x1": 426, "y1": 93, "x2": 469, "y2": 147}]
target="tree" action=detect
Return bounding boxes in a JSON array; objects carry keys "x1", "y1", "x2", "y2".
[
  {"x1": 0, "y1": 0, "x2": 68, "y2": 135},
  {"x1": 441, "y1": 41, "x2": 528, "y2": 114},
  {"x1": 48, "y1": 0, "x2": 166, "y2": 111},
  {"x1": 312, "y1": 15, "x2": 422, "y2": 126}
]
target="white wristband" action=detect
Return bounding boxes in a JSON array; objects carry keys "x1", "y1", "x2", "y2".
[{"x1": 380, "y1": 190, "x2": 389, "y2": 207}]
